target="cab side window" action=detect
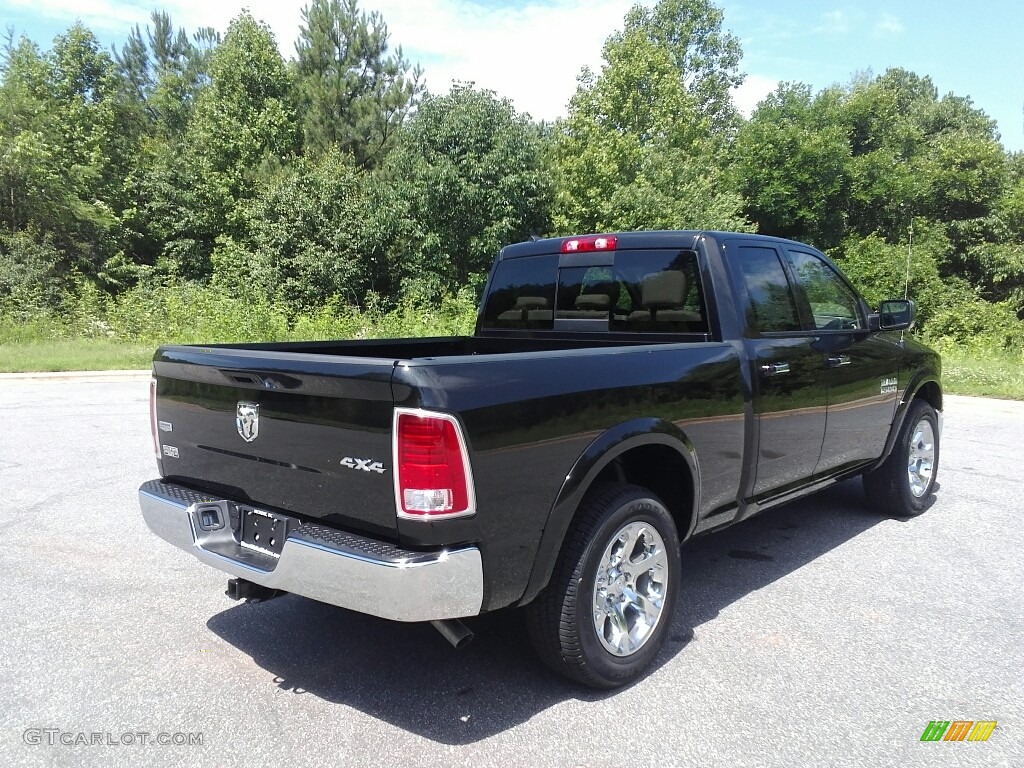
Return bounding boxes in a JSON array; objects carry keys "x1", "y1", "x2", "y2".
[
  {"x1": 735, "y1": 246, "x2": 802, "y2": 333},
  {"x1": 785, "y1": 250, "x2": 863, "y2": 331}
]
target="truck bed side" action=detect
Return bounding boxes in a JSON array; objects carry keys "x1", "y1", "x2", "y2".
[{"x1": 392, "y1": 341, "x2": 746, "y2": 609}]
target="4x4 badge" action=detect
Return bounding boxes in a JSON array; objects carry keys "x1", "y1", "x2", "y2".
[
  {"x1": 236, "y1": 402, "x2": 260, "y2": 442},
  {"x1": 340, "y1": 457, "x2": 387, "y2": 474}
]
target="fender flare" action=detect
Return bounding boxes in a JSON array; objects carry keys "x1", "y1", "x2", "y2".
[
  {"x1": 876, "y1": 374, "x2": 942, "y2": 467},
  {"x1": 517, "y1": 418, "x2": 700, "y2": 606}
]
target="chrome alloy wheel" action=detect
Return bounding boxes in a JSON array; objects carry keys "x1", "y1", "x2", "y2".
[
  {"x1": 907, "y1": 418, "x2": 936, "y2": 498},
  {"x1": 592, "y1": 521, "x2": 669, "y2": 657}
]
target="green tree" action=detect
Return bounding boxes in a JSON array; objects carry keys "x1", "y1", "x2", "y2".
[
  {"x1": 621, "y1": 0, "x2": 743, "y2": 138},
  {"x1": 112, "y1": 13, "x2": 219, "y2": 278},
  {"x1": 114, "y1": 11, "x2": 218, "y2": 140},
  {"x1": 1, "y1": 37, "x2": 62, "y2": 234},
  {"x1": 734, "y1": 83, "x2": 850, "y2": 249},
  {"x1": 295, "y1": 0, "x2": 422, "y2": 168},
  {"x1": 840, "y1": 70, "x2": 1009, "y2": 311},
  {"x1": 833, "y1": 221, "x2": 950, "y2": 321},
  {"x1": 384, "y1": 84, "x2": 553, "y2": 291},
  {"x1": 211, "y1": 147, "x2": 388, "y2": 309},
  {"x1": 552, "y1": 0, "x2": 750, "y2": 234},
  {"x1": 0, "y1": 228, "x2": 64, "y2": 311},
  {"x1": 735, "y1": 67, "x2": 1014, "y2": 322},
  {"x1": 839, "y1": 69, "x2": 1003, "y2": 241},
  {"x1": 999, "y1": 151, "x2": 1024, "y2": 225},
  {"x1": 923, "y1": 129, "x2": 1006, "y2": 223},
  {"x1": 0, "y1": 25, "x2": 130, "y2": 285},
  {"x1": 178, "y1": 12, "x2": 297, "y2": 279}
]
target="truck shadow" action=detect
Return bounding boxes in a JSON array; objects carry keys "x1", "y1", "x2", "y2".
[{"x1": 206, "y1": 478, "x2": 901, "y2": 745}]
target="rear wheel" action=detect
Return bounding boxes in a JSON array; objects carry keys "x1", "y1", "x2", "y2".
[
  {"x1": 863, "y1": 399, "x2": 939, "y2": 516},
  {"x1": 525, "y1": 483, "x2": 680, "y2": 688}
]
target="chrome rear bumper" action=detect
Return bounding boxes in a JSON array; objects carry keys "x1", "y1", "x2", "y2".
[{"x1": 138, "y1": 480, "x2": 483, "y2": 622}]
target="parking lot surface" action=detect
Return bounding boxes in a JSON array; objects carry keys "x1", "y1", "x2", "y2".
[{"x1": 0, "y1": 379, "x2": 1020, "y2": 767}]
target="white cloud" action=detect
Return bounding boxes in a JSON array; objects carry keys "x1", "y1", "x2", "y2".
[
  {"x1": 873, "y1": 13, "x2": 903, "y2": 37},
  {"x1": 817, "y1": 10, "x2": 849, "y2": 35},
  {"x1": 363, "y1": 0, "x2": 644, "y2": 121},
  {"x1": 6, "y1": 0, "x2": 645, "y2": 123},
  {"x1": 731, "y1": 73, "x2": 778, "y2": 116}
]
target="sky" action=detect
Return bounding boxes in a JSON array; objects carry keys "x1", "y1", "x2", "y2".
[{"x1": 3, "y1": 0, "x2": 1022, "y2": 151}]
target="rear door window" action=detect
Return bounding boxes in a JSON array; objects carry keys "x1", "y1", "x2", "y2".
[{"x1": 734, "y1": 245, "x2": 802, "y2": 333}]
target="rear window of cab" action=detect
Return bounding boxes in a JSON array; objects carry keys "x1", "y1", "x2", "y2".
[{"x1": 481, "y1": 250, "x2": 708, "y2": 333}]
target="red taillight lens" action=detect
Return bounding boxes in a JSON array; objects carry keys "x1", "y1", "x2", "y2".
[
  {"x1": 149, "y1": 377, "x2": 160, "y2": 460},
  {"x1": 560, "y1": 234, "x2": 617, "y2": 253},
  {"x1": 394, "y1": 410, "x2": 475, "y2": 520}
]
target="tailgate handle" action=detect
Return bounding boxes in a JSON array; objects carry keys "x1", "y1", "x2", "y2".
[
  {"x1": 221, "y1": 371, "x2": 302, "y2": 390},
  {"x1": 223, "y1": 371, "x2": 264, "y2": 386}
]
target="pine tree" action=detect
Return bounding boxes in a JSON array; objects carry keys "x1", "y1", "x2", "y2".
[{"x1": 295, "y1": 0, "x2": 422, "y2": 168}]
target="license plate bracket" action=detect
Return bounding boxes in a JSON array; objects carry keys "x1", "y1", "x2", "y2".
[{"x1": 238, "y1": 507, "x2": 289, "y2": 558}]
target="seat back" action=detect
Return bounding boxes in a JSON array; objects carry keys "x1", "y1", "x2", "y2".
[
  {"x1": 559, "y1": 281, "x2": 619, "y2": 319},
  {"x1": 628, "y1": 271, "x2": 691, "y2": 321},
  {"x1": 497, "y1": 296, "x2": 551, "y2": 322}
]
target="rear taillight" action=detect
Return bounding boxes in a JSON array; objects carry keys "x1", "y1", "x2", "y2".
[
  {"x1": 149, "y1": 377, "x2": 160, "y2": 461},
  {"x1": 393, "y1": 408, "x2": 476, "y2": 520}
]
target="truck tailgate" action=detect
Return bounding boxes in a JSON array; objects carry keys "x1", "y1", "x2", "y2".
[{"x1": 152, "y1": 347, "x2": 398, "y2": 537}]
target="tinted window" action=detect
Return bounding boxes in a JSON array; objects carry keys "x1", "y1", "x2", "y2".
[
  {"x1": 786, "y1": 250, "x2": 863, "y2": 330},
  {"x1": 609, "y1": 250, "x2": 708, "y2": 333},
  {"x1": 480, "y1": 255, "x2": 557, "y2": 329},
  {"x1": 556, "y1": 266, "x2": 618, "y2": 320},
  {"x1": 735, "y1": 246, "x2": 801, "y2": 333},
  {"x1": 482, "y1": 250, "x2": 707, "y2": 333}
]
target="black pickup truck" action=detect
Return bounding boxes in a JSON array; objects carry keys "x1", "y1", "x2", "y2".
[{"x1": 140, "y1": 230, "x2": 942, "y2": 688}]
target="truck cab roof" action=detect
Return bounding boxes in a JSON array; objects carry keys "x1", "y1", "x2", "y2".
[{"x1": 499, "y1": 230, "x2": 811, "y2": 260}]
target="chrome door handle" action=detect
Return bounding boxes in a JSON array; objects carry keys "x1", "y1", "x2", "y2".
[
  {"x1": 760, "y1": 362, "x2": 790, "y2": 376},
  {"x1": 827, "y1": 355, "x2": 851, "y2": 367}
]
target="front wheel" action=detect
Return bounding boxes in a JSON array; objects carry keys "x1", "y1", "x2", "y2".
[
  {"x1": 525, "y1": 483, "x2": 681, "y2": 688},
  {"x1": 863, "y1": 399, "x2": 940, "y2": 516}
]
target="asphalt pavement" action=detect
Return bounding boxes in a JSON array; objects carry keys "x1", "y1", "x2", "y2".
[{"x1": 0, "y1": 378, "x2": 1020, "y2": 767}]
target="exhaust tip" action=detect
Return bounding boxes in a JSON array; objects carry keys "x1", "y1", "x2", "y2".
[{"x1": 430, "y1": 619, "x2": 474, "y2": 650}]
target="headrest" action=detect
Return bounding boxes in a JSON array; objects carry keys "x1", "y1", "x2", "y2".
[
  {"x1": 575, "y1": 294, "x2": 611, "y2": 310},
  {"x1": 513, "y1": 296, "x2": 549, "y2": 310},
  {"x1": 641, "y1": 271, "x2": 686, "y2": 308}
]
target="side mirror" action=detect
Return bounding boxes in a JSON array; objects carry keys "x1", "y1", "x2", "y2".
[{"x1": 876, "y1": 299, "x2": 915, "y2": 331}]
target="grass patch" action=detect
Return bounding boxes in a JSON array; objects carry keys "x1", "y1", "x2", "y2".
[
  {"x1": 0, "y1": 284, "x2": 479, "y2": 373},
  {"x1": 0, "y1": 339, "x2": 155, "y2": 373},
  {"x1": 2, "y1": 285, "x2": 1021, "y2": 402},
  {"x1": 3, "y1": 337, "x2": 1022, "y2": 403},
  {"x1": 936, "y1": 345, "x2": 1024, "y2": 400}
]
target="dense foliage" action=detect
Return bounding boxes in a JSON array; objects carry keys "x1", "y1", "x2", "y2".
[{"x1": 1, "y1": 0, "x2": 1022, "y2": 353}]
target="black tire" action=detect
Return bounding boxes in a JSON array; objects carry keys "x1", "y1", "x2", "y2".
[
  {"x1": 863, "y1": 399, "x2": 940, "y2": 517},
  {"x1": 525, "y1": 483, "x2": 681, "y2": 689}
]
